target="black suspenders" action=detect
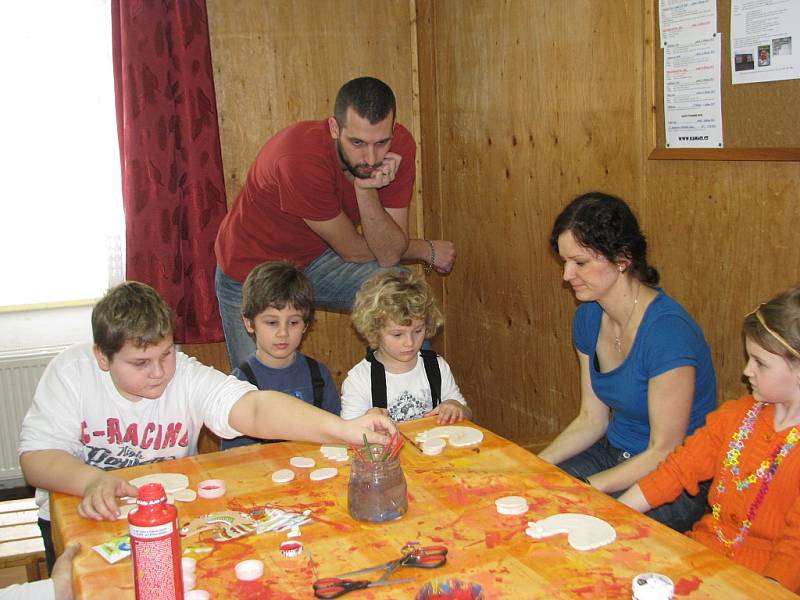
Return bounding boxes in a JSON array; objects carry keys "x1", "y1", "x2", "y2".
[
  {"x1": 237, "y1": 356, "x2": 324, "y2": 408},
  {"x1": 366, "y1": 348, "x2": 441, "y2": 409}
]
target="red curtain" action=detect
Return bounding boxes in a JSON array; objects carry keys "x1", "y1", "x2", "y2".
[{"x1": 112, "y1": 0, "x2": 226, "y2": 343}]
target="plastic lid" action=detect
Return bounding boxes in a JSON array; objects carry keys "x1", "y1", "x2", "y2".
[
  {"x1": 197, "y1": 479, "x2": 226, "y2": 499},
  {"x1": 632, "y1": 573, "x2": 674, "y2": 600},
  {"x1": 280, "y1": 540, "x2": 304, "y2": 557},
  {"x1": 136, "y1": 482, "x2": 166, "y2": 505},
  {"x1": 235, "y1": 559, "x2": 264, "y2": 581}
]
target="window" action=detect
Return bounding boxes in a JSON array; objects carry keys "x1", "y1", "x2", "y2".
[{"x1": 0, "y1": 0, "x2": 124, "y2": 309}]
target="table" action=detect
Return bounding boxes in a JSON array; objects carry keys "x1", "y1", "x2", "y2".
[{"x1": 51, "y1": 418, "x2": 798, "y2": 599}]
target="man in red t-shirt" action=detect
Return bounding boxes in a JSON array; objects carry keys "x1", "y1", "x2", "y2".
[{"x1": 214, "y1": 77, "x2": 456, "y2": 369}]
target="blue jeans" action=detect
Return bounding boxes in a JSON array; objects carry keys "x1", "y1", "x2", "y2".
[
  {"x1": 38, "y1": 518, "x2": 55, "y2": 575},
  {"x1": 215, "y1": 266, "x2": 255, "y2": 372},
  {"x1": 557, "y1": 436, "x2": 710, "y2": 533},
  {"x1": 215, "y1": 252, "x2": 405, "y2": 370},
  {"x1": 303, "y1": 248, "x2": 405, "y2": 311}
]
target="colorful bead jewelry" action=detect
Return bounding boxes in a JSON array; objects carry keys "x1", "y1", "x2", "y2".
[{"x1": 712, "y1": 401, "x2": 799, "y2": 547}]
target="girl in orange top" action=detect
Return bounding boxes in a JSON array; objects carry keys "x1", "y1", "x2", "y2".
[{"x1": 619, "y1": 287, "x2": 800, "y2": 592}]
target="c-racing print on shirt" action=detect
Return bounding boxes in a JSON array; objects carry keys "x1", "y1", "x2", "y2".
[{"x1": 80, "y1": 417, "x2": 190, "y2": 470}]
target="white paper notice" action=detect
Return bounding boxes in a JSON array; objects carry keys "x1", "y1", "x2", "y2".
[
  {"x1": 731, "y1": 0, "x2": 800, "y2": 84},
  {"x1": 664, "y1": 34, "x2": 724, "y2": 148},
  {"x1": 659, "y1": 0, "x2": 717, "y2": 47}
]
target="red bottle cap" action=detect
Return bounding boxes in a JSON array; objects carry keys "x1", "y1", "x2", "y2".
[{"x1": 136, "y1": 482, "x2": 167, "y2": 505}]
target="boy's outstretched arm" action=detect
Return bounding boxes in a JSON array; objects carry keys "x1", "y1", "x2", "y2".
[
  {"x1": 20, "y1": 450, "x2": 138, "y2": 521},
  {"x1": 229, "y1": 390, "x2": 396, "y2": 445}
]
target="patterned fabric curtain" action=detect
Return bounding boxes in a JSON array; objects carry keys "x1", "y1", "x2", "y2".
[{"x1": 111, "y1": 0, "x2": 227, "y2": 343}]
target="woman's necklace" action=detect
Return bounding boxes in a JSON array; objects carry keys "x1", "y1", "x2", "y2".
[
  {"x1": 613, "y1": 284, "x2": 640, "y2": 353},
  {"x1": 711, "y1": 401, "x2": 800, "y2": 547}
]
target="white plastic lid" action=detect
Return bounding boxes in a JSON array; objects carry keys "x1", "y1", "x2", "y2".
[
  {"x1": 235, "y1": 559, "x2": 264, "y2": 581},
  {"x1": 310, "y1": 467, "x2": 338, "y2": 481},
  {"x1": 181, "y1": 556, "x2": 197, "y2": 573},
  {"x1": 632, "y1": 573, "x2": 674, "y2": 600},
  {"x1": 495, "y1": 496, "x2": 527, "y2": 508},
  {"x1": 496, "y1": 502, "x2": 529, "y2": 515},
  {"x1": 197, "y1": 480, "x2": 226, "y2": 499},
  {"x1": 271, "y1": 469, "x2": 296, "y2": 483}
]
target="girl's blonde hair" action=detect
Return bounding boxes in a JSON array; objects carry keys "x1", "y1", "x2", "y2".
[
  {"x1": 351, "y1": 270, "x2": 444, "y2": 348},
  {"x1": 743, "y1": 287, "x2": 800, "y2": 363}
]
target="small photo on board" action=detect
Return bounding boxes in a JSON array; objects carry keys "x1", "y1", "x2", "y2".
[
  {"x1": 734, "y1": 53, "x2": 755, "y2": 71},
  {"x1": 758, "y1": 45, "x2": 771, "y2": 67},
  {"x1": 773, "y1": 36, "x2": 792, "y2": 56}
]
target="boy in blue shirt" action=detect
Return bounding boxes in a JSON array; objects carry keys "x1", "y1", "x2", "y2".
[{"x1": 222, "y1": 261, "x2": 341, "y2": 448}]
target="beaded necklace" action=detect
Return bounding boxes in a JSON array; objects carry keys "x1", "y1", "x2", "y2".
[{"x1": 712, "y1": 401, "x2": 800, "y2": 547}]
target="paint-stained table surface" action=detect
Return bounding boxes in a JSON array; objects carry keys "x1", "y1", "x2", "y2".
[{"x1": 51, "y1": 418, "x2": 798, "y2": 599}]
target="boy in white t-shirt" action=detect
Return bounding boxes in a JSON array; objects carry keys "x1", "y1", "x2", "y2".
[
  {"x1": 341, "y1": 270, "x2": 471, "y2": 423},
  {"x1": 18, "y1": 282, "x2": 394, "y2": 572}
]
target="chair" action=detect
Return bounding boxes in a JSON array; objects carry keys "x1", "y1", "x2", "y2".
[{"x1": 0, "y1": 497, "x2": 45, "y2": 582}]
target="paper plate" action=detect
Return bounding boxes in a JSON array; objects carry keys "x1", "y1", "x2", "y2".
[
  {"x1": 416, "y1": 426, "x2": 484, "y2": 447},
  {"x1": 128, "y1": 473, "x2": 189, "y2": 494}
]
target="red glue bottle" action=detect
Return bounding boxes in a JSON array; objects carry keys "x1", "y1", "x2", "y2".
[{"x1": 128, "y1": 482, "x2": 184, "y2": 599}]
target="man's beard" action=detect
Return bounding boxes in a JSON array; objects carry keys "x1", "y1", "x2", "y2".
[{"x1": 336, "y1": 139, "x2": 380, "y2": 180}]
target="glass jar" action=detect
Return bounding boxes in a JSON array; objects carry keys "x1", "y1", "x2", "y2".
[{"x1": 347, "y1": 453, "x2": 408, "y2": 523}]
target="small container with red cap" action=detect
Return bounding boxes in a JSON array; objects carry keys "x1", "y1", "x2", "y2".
[{"x1": 128, "y1": 482, "x2": 184, "y2": 599}]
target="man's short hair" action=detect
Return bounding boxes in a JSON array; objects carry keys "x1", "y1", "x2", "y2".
[
  {"x1": 92, "y1": 281, "x2": 175, "y2": 360},
  {"x1": 334, "y1": 76, "x2": 396, "y2": 127},
  {"x1": 241, "y1": 261, "x2": 315, "y2": 326}
]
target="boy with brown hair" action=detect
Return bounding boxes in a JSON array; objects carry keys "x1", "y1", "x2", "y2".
[
  {"x1": 223, "y1": 261, "x2": 340, "y2": 448},
  {"x1": 18, "y1": 281, "x2": 393, "y2": 571}
]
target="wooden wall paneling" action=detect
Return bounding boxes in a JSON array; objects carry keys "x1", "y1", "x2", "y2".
[
  {"x1": 420, "y1": 1, "x2": 645, "y2": 447},
  {"x1": 206, "y1": 1, "x2": 421, "y2": 395},
  {"x1": 639, "y1": 1, "x2": 800, "y2": 409},
  {"x1": 415, "y1": 0, "x2": 448, "y2": 356},
  {"x1": 180, "y1": 342, "x2": 229, "y2": 453},
  {"x1": 641, "y1": 160, "x2": 800, "y2": 406},
  {"x1": 200, "y1": 0, "x2": 800, "y2": 461},
  {"x1": 180, "y1": 342, "x2": 230, "y2": 373}
]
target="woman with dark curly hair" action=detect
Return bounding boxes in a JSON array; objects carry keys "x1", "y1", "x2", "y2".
[{"x1": 538, "y1": 192, "x2": 717, "y2": 532}]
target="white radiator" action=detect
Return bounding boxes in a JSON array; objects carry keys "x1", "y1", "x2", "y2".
[{"x1": 0, "y1": 346, "x2": 66, "y2": 487}]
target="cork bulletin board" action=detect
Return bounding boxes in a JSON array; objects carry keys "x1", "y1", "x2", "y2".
[{"x1": 647, "y1": 0, "x2": 800, "y2": 161}]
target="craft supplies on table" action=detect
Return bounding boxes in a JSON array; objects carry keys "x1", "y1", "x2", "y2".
[
  {"x1": 314, "y1": 544, "x2": 446, "y2": 598},
  {"x1": 347, "y1": 433, "x2": 408, "y2": 522},
  {"x1": 51, "y1": 417, "x2": 799, "y2": 599}
]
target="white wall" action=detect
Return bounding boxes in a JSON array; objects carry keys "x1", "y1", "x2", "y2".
[
  {"x1": 0, "y1": 306, "x2": 94, "y2": 353},
  {"x1": 0, "y1": 307, "x2": 94, "y2": 488}
]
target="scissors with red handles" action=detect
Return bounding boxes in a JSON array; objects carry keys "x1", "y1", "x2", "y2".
[
  {"x1": 312, "y1": 577, "x2": 414, "y2": 598},
  {"x1": 328, "y1": 545, "x2": 448, "y2": 580}
]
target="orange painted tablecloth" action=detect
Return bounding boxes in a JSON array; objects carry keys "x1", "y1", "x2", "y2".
[{"x1": 51, "y1": 418, "x2": 798, "y2": 599}]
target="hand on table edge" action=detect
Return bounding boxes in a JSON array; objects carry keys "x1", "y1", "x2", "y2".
[{"x1": 425, "y1": 399, "x2": 472, "y2": 424}]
